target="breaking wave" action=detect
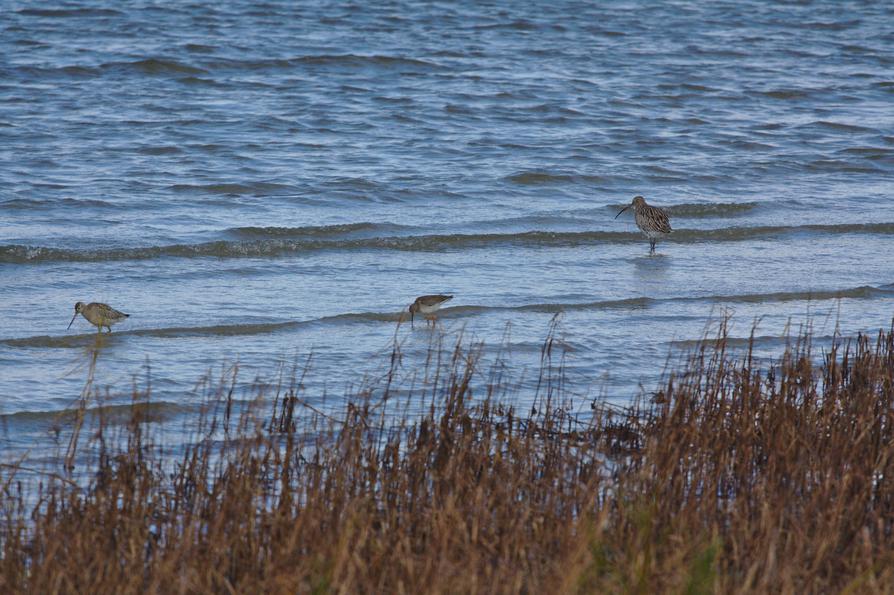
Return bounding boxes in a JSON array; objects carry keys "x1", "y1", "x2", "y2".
[
  {"x1": 4, "y1": 285, "x2": 890, "y2": 348},
  {"x1": 4, "y1": 223, "x2": 894, "y2": 264}
]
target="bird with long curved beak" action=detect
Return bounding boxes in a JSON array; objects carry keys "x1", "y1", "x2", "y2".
[
  {"x1": 68, "y1": 302, "x2": 130, "y2": 333},
  {"x1": 408, "y1": 294, "x2": 453, "y2": 328},
  {"x1": 615, "y1": 195, "x2": 672, "y2": 255}
]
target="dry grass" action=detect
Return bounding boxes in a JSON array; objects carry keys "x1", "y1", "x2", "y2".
[{"x1": 2, "y1": 320, "x2": 894, "y2": 593}]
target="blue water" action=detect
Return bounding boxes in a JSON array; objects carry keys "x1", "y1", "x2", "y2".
[{"x1": 2, "y1": 1, "x2": 894, "y2": 457}]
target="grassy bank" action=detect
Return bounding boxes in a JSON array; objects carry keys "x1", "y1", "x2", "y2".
[{"x1": 2, "y1": 321, "x2": 894, "y2": 593}]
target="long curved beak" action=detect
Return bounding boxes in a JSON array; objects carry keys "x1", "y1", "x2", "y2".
[
  {"x1": 614, "y1": 205, "x2": 630, "y2": 219},
  {"x1": 67, "y1": 312, "x2": 78, "y2": 330},
  {"x1": 410, "y1": 310, "x2": 415, "y2": 328}
]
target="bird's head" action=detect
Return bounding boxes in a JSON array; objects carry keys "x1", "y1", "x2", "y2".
[
  {"x1": 615, "y1": 195, "x2": 646, "y2": 219},
  {"x1": 68, "y1": 302, "x2": 85, "y2": 329}
]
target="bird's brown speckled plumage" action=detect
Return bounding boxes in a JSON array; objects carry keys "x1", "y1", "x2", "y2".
[
  {"x1": 68, "y1": 302, "x2": 130, "y2": 333},
  {"x1": 616, "y1": 196, "x2": 672, "y2": 254}
]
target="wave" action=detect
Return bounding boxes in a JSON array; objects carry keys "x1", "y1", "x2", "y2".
[
  {"x1": 227, "y1": 222, "x2": 411, "y2": 239},
  {"x1": 0, "y1": 197, "x2": 117, "y2": 210},
  {"x1": 806, "y1": 159, "x2": 880, "y2": 174},
  {"x1": 483, "y1": 285, "x2": 894, "y2": 315},
  {"x1": 669, "y1": 334, "x2": 837, "y2": 350},
  {"x1": 5, "y1": 222, "x2": 894, "y2": 264},
  {"x1": 505, "y1": 170, "x2": 605, "y2": 185},
  {"x1": 799, "y1": 120, "x2": 875, "y2": 133},
  {"x1": 208, "y1": 54, "x2": 440, "y2": 71},
  {"x1": 473, "y1": 20, "x2": 539, "y2": 31},
  {"x1": 4, "y1": 286, "x2": 890, "y2": 349},
  {"x1": 759, "y1": 89, "x2": 812, "y2": 100},
  {"x1": 837, "y1": 147, "x2": 893, "y2": 159},
  {"x1": 0, "y1": 232, "x2": 631, "y2": 263},
  {"x1": 607, "y1": 201, "x2": 761, "y2": 218},
  {"x1": 3, "y1": 315, "x2": 401, "y2": 348},
  {"x1": 0, "y1": 401, "x2": 190, "y2": 425},
  {"x1": 7, "y1": 320, "x2": 309, "y2": 347},
  {"x1": 136, "y1": 145, "x2": 183, "y2": 155},
  {"x1": 177, "y1": 76, "x2": 223, "y2": 87},
  {"x1": 294, "y1": 54, "x2": 439, "y2": 68},
  {"x1": 17, "y1": 8, "x2": 121, "y2": 17},
  {"x1": 802, "y1": 20, "x2": 861, "y2": 32},
  {"x1": 2, "y1": 322, "x2": 299, "y2": 348},
  {"x1": 20, "y1": 58, "x2": 208, "y2": 79},
  {"x1": 689, "y1": 286, "x2": 890, "y2": 304},
  {"x1": 169, "y1": 182, "x2": 296, "y2": 195},
  {"x1": 105, "y1": 58, "x2": 207, "y2": 75}
]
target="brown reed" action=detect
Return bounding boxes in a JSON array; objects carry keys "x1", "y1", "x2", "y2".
[{"x1": 1, "y1": 319, "x2": 894, "y2": 593}]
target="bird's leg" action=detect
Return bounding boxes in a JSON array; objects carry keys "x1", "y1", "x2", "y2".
[{"x1": 649, "y1": 239, "x2": 656, "y2": 255}]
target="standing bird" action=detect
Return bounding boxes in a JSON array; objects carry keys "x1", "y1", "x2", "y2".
[
  {"x1": 67, "y1": 302, "x2": 130, "y2": 333},
  {"x1": 615, "y1": 195, "x2": 672, "y2": 255},
  {"x1": 408, "y1": 295, "x2": 453, "y2": 327}
]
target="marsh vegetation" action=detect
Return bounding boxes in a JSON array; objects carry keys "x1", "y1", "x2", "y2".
[{"x1": 2, "y1": 320, "x2": 894, "y2": 593}]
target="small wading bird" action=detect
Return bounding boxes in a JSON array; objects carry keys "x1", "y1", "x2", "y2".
[
  {"x1": 408, "y1": 294, "x2": 453, "y2": 327},
  {"x1": 615, "y1": 195, "x2": 672, "y2": 255},
  {"x1": 67, "y1": 302, "x2": 130, "y2": 333}
]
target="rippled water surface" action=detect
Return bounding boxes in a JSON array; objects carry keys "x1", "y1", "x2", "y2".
[{"x1": 2, "y1": 1, "x2": 893, "y2": 455}]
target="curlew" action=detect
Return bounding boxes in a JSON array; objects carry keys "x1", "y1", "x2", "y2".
[{"x1": 615, "y1": 195, "x2": 672, "y2": 255}]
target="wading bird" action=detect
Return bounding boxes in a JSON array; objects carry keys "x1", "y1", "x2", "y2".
[
  {"x1": 615, "y1": 195, "x2": 672, "y2": 255},
  {"x1": 408, "y1": 295, "x2": 453, "y2": 327},
  {"x1": 67, "y1": 302, "x2": 130, "y2": 333}
]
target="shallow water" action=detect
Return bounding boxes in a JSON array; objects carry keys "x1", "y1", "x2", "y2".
[{"x1": 2, "y1": 0, "x2": 894, "y2": 457}]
